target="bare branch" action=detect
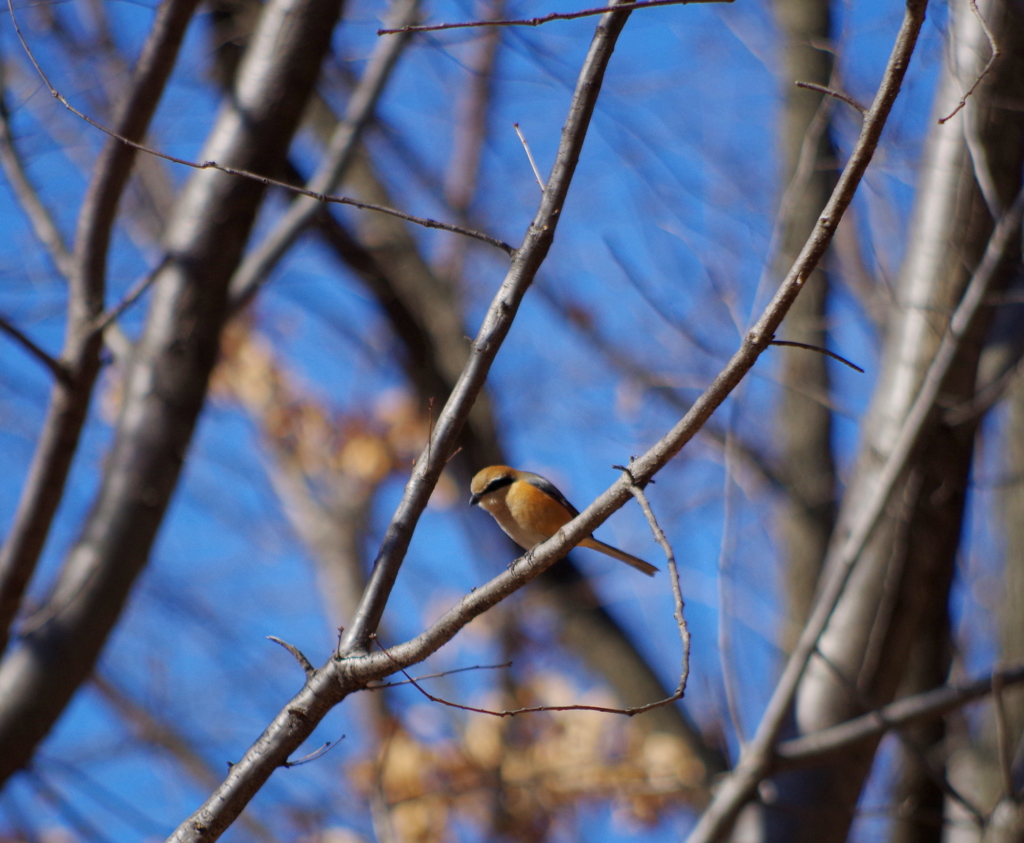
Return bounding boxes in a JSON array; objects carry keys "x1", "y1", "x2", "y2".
[
  {"x1": 6, "y1": 0, "x2": 511, "y2": 256},
  {"x1": 378, "y1": 0, "x2": 731, "y2": 34},
  {"x1": 228, "y1": 0, "x2": 423, "y2": 311},
  {"x1": 0, "y1": 0, "x2": 344, "y2": 793},
  {"x1": 939, "y1": 0, "x2": 1000, "y2": 123},
  {"x1": 512, "y1": 123, "x2": 546, "y2": 193},
  {"x1": 167, "y1": 0, "x2": 925, "y2": 834},
  {"x1": 795, "y1": 80, "x2": 867, "y2": 114},
  {"x1": 0, "y1": 0, "x2": 203, "y2": 656},
  {"x1": 167, "y1": 4, "x2": 649, "y2": 836},
  {"x1": 267, "y1": 637, "x2": 315, "y2": 678},
  {"x1": 0, "y1": 77, "x2": 74, "y2": 280},
  {"x1": 0, "y1": 314, "x2": 70, "y2": 382},
  {"x1": 774, "y1": 664, "x2": 1024, "y2": 766},
  {"x1": 92, "y1": 256, "x2": 170, "y2": 333},
  {"x1": 769, "y1": 339, "x2": 865, "y2": 372},
  {"x1": 365, "y1": 660, "x2": 513, "y2": 689},
  {"x1": 616, "y1": 464, "x2": 691, "y2": 698},
  {"x1": 374, "y1": 633, "x2": 685, "y2": 717},
  {"x1": 281, "y1": 736, "x2": 343, "y2": 767},
  {"x1": 687, "y1": 158, "x2": 1024, "y2": 842},
  {"x1": 683, "y1": 3, "x2": 935, "y2": 839},
  {"x1": 335, "y1": 1, "x2": 639, "y2": 662}
]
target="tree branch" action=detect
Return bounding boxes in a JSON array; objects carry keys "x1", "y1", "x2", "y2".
[
  {"x1": 0, "y1": 0, "x2": 203, "y2": 656},
  {"x1": 167, "y1": 2, "x2": 642, "y2": 837},
  {"x1": 6, "y1": 0, "x2": 510, "y2": 256},
  {"x1": 228, "y1": 0, "x2": 422, "y2": 311},
  {"x1": 774, "y1": 664, "x2": 1024, "y2": 767},
  {"x1": 0, "y1": 77, "x2": 75, "y2": 280},
  {"x1": 377, "y1": 0, "x2": 729, "y2": 34},
  {"x1": 687, "y1": 108, "x2": 1024, "y2": 843},
  {"x1": 0, "y1": 0, "x2": 343, "y2": 790},
  {"x1": 0, "y1": 315, "x2": 70, "y2": 382},
  {"x1": 166, "y1": 0, "x2": 924, "y2": 835}
]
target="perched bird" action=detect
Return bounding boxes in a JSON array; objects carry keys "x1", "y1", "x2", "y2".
[{"x1": 469, "y1": 465, "x2": 658, "y2": 576}]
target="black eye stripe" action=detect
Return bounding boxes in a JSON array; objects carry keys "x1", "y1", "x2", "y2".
[{"x1": 483, "y1": 475, "x2": 514, "y2": 495}]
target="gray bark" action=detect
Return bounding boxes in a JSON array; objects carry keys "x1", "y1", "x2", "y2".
[
  {"x1": 771, "y1": 0, "x2": 838, "y2": 649},
  {"x1": 757, "y1": 0, "x2": 1024, "y2": 839},
  {"x1": 0, "y1": 0, "x2": 344, "y2": 784}
]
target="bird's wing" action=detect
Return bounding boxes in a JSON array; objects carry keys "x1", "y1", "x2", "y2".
[{"x1": 520, "y1": 472, "x2": 581, "y2": 518}]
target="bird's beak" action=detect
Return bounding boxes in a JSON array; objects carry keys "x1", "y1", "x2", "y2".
[{"x1": 469, "y1": 493, "x2": 480, "y2": 507}]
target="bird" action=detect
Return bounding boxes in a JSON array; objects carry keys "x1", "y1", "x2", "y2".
[{"x1": 469, "y1": 465, "x2": 658, "y2": 576}]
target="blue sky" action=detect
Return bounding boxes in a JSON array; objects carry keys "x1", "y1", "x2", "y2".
[{"x1": 0, "y1": 0, "x2": 983, "y2": 838}]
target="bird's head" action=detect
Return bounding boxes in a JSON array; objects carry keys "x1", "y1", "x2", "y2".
[{"x1": 469, "y1": 465, "x2": 516, "y2": 507}]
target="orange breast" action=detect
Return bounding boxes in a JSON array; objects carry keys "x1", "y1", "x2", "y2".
[{"x1": 505, "y1": 481, "x2": 574, "y2": 541}]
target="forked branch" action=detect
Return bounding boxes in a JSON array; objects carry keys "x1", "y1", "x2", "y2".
[{"x1": 168, "y1": 0, "x2": 928, "y2": 838}]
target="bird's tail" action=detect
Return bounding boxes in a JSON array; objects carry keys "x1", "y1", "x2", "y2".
[{"x1": 581, "y1": 538, "x2": 658, "y2": 576}]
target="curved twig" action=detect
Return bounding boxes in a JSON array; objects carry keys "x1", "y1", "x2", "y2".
[
  {"x1": 6, "y1": 0, "x2": 511, "y2": 256},
  {"x1": 167, "y1": 3, "x2": 641, "y2": 838},
  {"x1": 168, "y1": 0, "x2": 928, "y2": 837}
]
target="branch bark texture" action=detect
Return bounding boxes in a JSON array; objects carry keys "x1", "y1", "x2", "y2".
[
  {"x1": 165, "y1": 0, "x2": 924, "y2": 834},
  {"x1": 754, "y1": 0, "x2": 1024, "y2": 836},
  {"x1": 0, "y1": 0, "x2": 202, "y2": 657},
  {"x1": 0, "y1": 0, "x2": 343, "y2": 786}
]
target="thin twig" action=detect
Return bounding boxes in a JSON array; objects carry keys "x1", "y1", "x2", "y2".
[
  {"x1": 228, "y1": 0, "x2": 426, "y2": 311},
  {"x1": 938, "y1": 0, "x2": 999, "y2": 124},
  {"x1": 0, "y1": 315, "x2": 71, "y2": 382},
  {"x1": 365, "y1": 660, "x2": 512, "y2": 689},
  {"x1": 615, "y1": 463, "x2": 691, "y2": 699},
  {"x1": 769, "y1": 339, "x2": 865, "y2": 372},
  {"x1": 795, "y1": 81, "x2": 867, "y2": 114},
  {"x1": 281, "y1": 736, "x2": 343, "y2": 767},
  {"x1": 267, "y1": 637, "x2": 316, "y2": 678},
  {"x1": 0, "y1": 75, "x2": 75, "y2": 280},
  {"x1": 373, "y1": 635, "x2": 682, "y2": 717},
  {"x1": 5, "y1": 0, "x2": 512, "y2": 256},
  {"x1": 513, "y1": 123, "x2": 546, "y2": 193},
  {"x1": 378, "y1": 0, "x2": 729, "y2": 34},
  {"x1": 93, "y1": 257, "x2": 170, "y2": 333}
]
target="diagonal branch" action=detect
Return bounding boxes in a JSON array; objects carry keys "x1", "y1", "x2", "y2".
[
  {"x1": 167, "y1": 2, "x2": 642, "y2": 838},
  {"x1": 228, "y1": 0, "x2": 422, "y2": 311},
  {"x1": 0, "y1": 76, "x2": 75, "y2": 280},
  {"x1": 0, "y1": 314, "x2": 70, "y2": 382},
  {"x1": 168, "y1": 0, "x2": 926, "y2": 836},
  {"x1": 6, "y1": 0, "x2": 510, "y2": 255},
  {"x1": 775, "y1": 664, "x2": 1024, "y2": 767},
  {"x1": 0, "y1": 0, "x2": 203, "y2": 656},
  {"x1": 687, "y1": 104, "x2": 1024, "y2": 843},
  {"x1": 335, "y1": 0, "x2": 637, "y2": 660},
  {"x1": 0, "y1": 0, "x2": 344, "y2": 793}
]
